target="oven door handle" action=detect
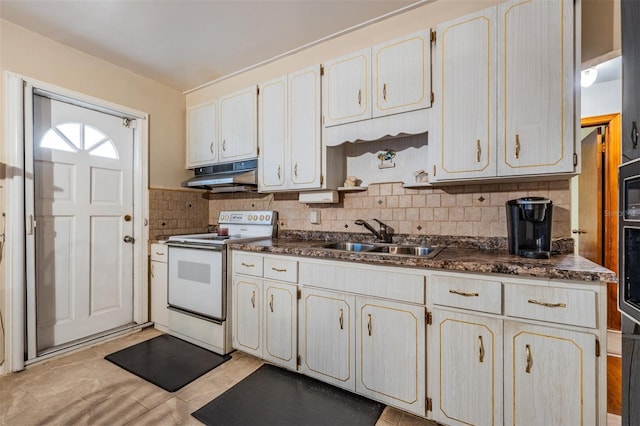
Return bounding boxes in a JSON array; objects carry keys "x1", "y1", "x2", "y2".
[{"x1": 165, "y1": 242, "x2": 224, "y2": 251}]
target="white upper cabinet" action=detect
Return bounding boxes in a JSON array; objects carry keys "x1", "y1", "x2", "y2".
[
  {"x1": 323, "y1": 49, "x2": 371, "y2": 127},
  {"x1": 219, "y1": 86, "x2": 258, "y2": 163},
  {"x1": 259, "y1": 65, "x2": 322, "y2": 191},
  {"x1": 323, "y1": 30, "x2": 432, "y2": 129},
  {"x1": 497, "y1": 0, "x2": 575, "y2": 176},
  {"x1": 186, "y1": 102, "x2": 217, "y2": 168},
  {"x1": 431, "y1": 8, "x2": 497, "y2": 181},
  {"x1": 372, "y1": 30, "x2": 431, "y2": 118},
  {"x1": 431, "y1": 0, "x2": 575, "y2": 182}
]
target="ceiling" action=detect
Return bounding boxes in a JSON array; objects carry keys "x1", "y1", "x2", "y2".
[{"x1": 0, "y1": 0, "x2": 423, "y2": 92}]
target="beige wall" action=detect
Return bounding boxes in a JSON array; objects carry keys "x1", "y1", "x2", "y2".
[
  {"x1": 0, "y1": 19, "x2": 189, "y2": 188},
  {"x1": 582, "y1": 0, "x2": 621, "y2": 65}
]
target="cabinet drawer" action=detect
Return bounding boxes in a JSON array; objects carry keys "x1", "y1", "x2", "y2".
[
  {"x1": 431, "y1": 275, "x2": 502, "y2": 314},
  {"x1": 150, "y1": 243, "x2": 168, "y2": 262},
  {"x1": 264, "y1": 257, "x2": 298, "y2": 283},
  {"x1": 504, "y1": 284, "x2": 596, "y2": 328},
  {"x1": 233, "y1": 252, "x2": 264, "y2": 277}
]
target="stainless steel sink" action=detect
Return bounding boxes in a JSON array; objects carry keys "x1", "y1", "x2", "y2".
[
  {"x1": 369, "y1": 245, "x2": 444, "y2": 258},
  {"x1": 313, "y1": 242, "x2": 377, "y2": 252},
  {"x1": 312, "y1": 241, "x2": 444, "y2": 258}
]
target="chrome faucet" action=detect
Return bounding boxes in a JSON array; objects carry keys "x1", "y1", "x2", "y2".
[{"x1": 355, "y1": 219, "x2": 393, "y2": 243}]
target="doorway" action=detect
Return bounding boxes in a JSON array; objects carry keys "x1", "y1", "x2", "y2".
[
  {"x1": 578, "y1": 113, "x2": 622, "y2": 415},
  {"x1": 2, "y1": 74, "x2": 149, "y2": 373}
]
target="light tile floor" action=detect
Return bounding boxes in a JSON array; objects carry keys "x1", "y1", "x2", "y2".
[{"x1": 0, "y1": 327, "x2": 436, "y2": 426}]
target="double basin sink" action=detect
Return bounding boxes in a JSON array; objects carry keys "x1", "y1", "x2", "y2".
[{"x1": 312, "y1": 241, "x2": 444, "y2": 258}]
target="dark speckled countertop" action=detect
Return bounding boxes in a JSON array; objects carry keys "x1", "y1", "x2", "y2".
[{"x1": 228, "y1": 237, "x2": 617, "y2": 283}]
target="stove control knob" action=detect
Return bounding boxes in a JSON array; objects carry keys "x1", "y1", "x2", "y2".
[
  {"x1": 265, "y1": 214, "x2": 271, "y2": 221},
  {"x1": 259, "y1": 215, "x2": 264, "y2": 221}
]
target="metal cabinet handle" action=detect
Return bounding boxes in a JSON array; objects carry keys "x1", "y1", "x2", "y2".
[
  {"x1": 209, "y1": 142, "x2": 214, "y2": 154},
  {"x1": 476, "y1": 140, "x2": 481, "y2": 162},
  {"x1": 525, "y1": 344, "x2": 532, "y2": 373},
  {"x1": 277, "y1": 165, "x2": 281, "y2": 179},
  {"x1": 515, "y1": 134, "x2": 521, "y2": 159},
  {"x1": 155, "y1": 251, "x2": 164, "y2": 256},
  {"x1": 478, "y1": 335, "x2": 485, "y2": 363},
  {"x1": 222, "y1": 139, "x2": 226, "y2": 151},
  {"x1": 251, "y1": 290, "x2": 255, "y2": 308},
  {"x1": 528, "y1": 299, "x2": 566, "y2": 308},
  {"x1": 294, "y1": 163, "x2": 298, "y2": 178},
  {"x1": 367, "y1": 314, "x2": 372, "y2": 336},
  {"x1": 241, "y1": 262, "x2": 254, "y2": 268},
  {"x1": 632, "y1": 121, "x2": 638, "y2": 149},
  {"x1": 382, "y1": 83, "x2": 387, "y2": 101},
  {"x1": 271, "y1": 267, "x2": 287, "y2": 272},
  {"x1": 449, "y1": 289, "x2": 479, "y2": 297},
  {"x1": 339, "y1": 309, "x2": 344, "y2": 330},
  {"x1": 150, "y1": 263, "x2": 154, "y2": 279},
  {"x1": 269, "y1": 294, "x2": 274, "y2": 313},
  {"x1": 357, "y1": 89, "x2": 362, "y2": 106}
]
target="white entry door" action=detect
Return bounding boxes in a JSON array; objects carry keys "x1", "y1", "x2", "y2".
[{"x1": 28, "y1": 94, "x2": 135, "y2": 353}]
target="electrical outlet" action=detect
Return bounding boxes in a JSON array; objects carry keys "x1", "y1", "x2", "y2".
[{"x1": 310, "y1": 210, "x2": 321, "y2": 224}]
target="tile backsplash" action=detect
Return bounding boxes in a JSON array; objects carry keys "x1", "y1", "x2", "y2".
[
  {"x1": 149, "y1": 188, "x2": 209, "y2": 238},
  {"x1": 206, "y1": 180, "x2": 572, "y2": 239}
]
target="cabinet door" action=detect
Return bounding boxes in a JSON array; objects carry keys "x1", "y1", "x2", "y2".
[
  {"x1": 432, "y1": 8, "x2": 497, "y2": 181},
  {"x1": 372, "y1": 30, "x2": 431, "y2": 118},
  {"x1": 300, "y1": 288, "x2": 355, "y2": 391},
  {"x1": 622, "y1": 0, "x2": 640, "y2": 163},
  {"x1": 497, "y1": 0, "x2": 574, "y2": 176},
  {"x1": 186, "y1": 102, "x2": 217, "y2": 168},
  {"x1": 504, "y1": 321, "x2": 597, "y2": 426},
  {"x1": 150, "y1": 260, "x2": 169, "y2": 329},
  {"x1": 219, "y1": 86, "x2": 258, "y2": 162},
  {"x1": 258, "y1": 76, "x2": 287, "y2": 191},
  {"x1": 356, "y1": 297, "x2": 426, "y2": 416},
  {"x1": 232, "y1": 276, "x2": 262, "y2": 357},
  {"x1": 323, "y1": 49, "x2": 371, "y2": 126},
  {"x1": 431, "y1": 309, "x2": 503, "y2": 426},
  {"x1": 263, "y1": 281, "x2": 297, "y2": 369},
  {"x1": 289, "y1": 65, "x2": 322, "y2": 189}
]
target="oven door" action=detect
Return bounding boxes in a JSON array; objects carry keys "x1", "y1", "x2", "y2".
[
  {"x1": 167, "y1": 245, "x2": 226, "y2": 322},
  {"x1": 619, "y1": 159, "x2": 640, "y2": 325}
]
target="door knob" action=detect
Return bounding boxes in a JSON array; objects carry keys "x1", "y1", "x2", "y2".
[{"x1": 123, "y1": 235, "x2": 135, "y2": 243}]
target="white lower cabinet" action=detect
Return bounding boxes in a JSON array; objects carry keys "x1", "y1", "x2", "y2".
[
  {"x1": 300, "y1": 287, "x2": 356, "y2": 391},
  {"x1": 356, "y1": 297, "x2": 426, "y2": 415},
  {"x1": 431, "y1": 309, "x2": 503, "y2": 426},
  {"x1": 150, "y1": 243, "x2": 169, "y2": 330},
  {"x1": 232, "y1": 275, "x2": 263, "y2": 358},
  {"x1": 263, "y1": 281, "x2": 297, "y2": 369},
  {"x1": 503, "y1": 321, "x2": 597, "y2": 426}
]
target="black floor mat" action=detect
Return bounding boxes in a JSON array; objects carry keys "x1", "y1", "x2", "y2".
[
  {"x1": 192, "y1": 364, "x2": 385, "y2": 426},
  {"x1": 104, "y1": 334, "x2": 231, "y2": 392}
]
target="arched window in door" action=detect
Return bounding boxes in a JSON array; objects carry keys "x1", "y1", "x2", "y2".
[{"x1": 40, "y1": 122, "x2": 118, "y2": 159}]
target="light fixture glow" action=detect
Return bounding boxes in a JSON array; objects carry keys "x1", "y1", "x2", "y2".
[{"x1": 581, "y1": 67, "x2": 598, "y2": 88}]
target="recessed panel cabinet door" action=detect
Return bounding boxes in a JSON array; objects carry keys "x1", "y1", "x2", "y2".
[
  {"x1": 372, "y1": 29, "x2": 431, "y2": 118},
  {"x1": 432, "y1": 9, "x2": 496, "y2": 181},
  {"x1": 323, "y1": 49, "x2": 371, "y2": 127},
  {"x1": 289, "y1": 65, "x2": 322, "y2": 189},
  {"x1": 258, "y1": 76, "x2": 287, "y2": 191},
  {"x1": 300, "y1": 288, "x2": 356, "y2": 391},
  {"x1": 263, "y1": 282, "x2": 297, "y2": 370},
  {"x1": 431, "y1": 309, "x2": 503, "y2": 426},
  {"x1": 622, "y1": 0, "x2": 640, "y2": 163},
  {"x1": 186, "y1": 102, "x2": 217, "y2": 168},
  {"x1": 219, "y1": 86, "x2": 258, "y2": 162},
  {"x1": 356, "y1": 297, "x2": 426, "y2": 416},
  {"x1": 504, "y1": 321, "x2": 597, "y2": 426},
  {"x1": 232, "y1": 277, "x2": 262, "y2": 358},
  {"x1": 497, "y1": 0, "x2": 574, "y2": 176}
]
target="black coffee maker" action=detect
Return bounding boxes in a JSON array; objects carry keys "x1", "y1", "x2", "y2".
[{"x1": 506, "y1": 197, "x2": 553, "y2": 259}]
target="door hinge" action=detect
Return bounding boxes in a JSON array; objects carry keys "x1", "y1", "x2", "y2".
[
  {"x1": 322, "y1": 115, "x2": 325, "y2": 126},
  {"x1": 430, "y1": 92, "x2": 434, "y2": 104},
  {"x1": 320, "y1": 175, "x2": 324, "y2": 185},
  {"x1": 426, "y1": 397, "x2": 433, "y2": 411},
  {"x1": 320, "y1": 64, "x2": 325, "y2": 76},
  {"x1": 573, "y1": 153, "x2": 578, "y2": 167},
  {"x1": 122, "y1": 118, "x2": 137, "y2": 129},
  {"x1": 426, "y1": 310, "x2": 432, "y2": 325},
  {"x1": 430, "y1": 29, "x2": 436, "y2": 43},
  {"x1": 432, "y1": 165, "x2": 436, "y2": 177},
  {"x1": 257, "y1": 147, "x2": 260, "y2": 156},
  {"x1": 596, "y1": 338, "x2": 601, "y2": 357},
  {"x1": 297, "y1": 289, "x2": 301, "y2": 300},
  {"x1": 257, "y1": 87, "x2": 260, "y2": 96},
  {"x1": 297, "y1": 355, "x2": 301, "y2": 366}
]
